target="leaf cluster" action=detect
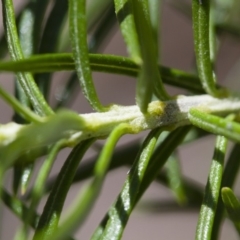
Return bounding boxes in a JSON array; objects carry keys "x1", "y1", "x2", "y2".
[{"x1": 0, "y1": 0, "x2": 240, "y2": 239}]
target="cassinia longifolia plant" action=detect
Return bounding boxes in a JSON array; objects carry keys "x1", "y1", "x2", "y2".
[{"x1": 0, "y1": 0, "x2": 240, "y2": 239}]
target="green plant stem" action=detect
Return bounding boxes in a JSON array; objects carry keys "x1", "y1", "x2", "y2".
[
  {"x1": 33, "y1": 139, "x2": 94, "y2": 240},
  {"x1": 1, "y1": 0, "x2": 54, "y2": 116},
  {"x1": 69, "y1": 0, "x2": 105, "y2": 112},
  {"x1": 48, "y1": 124, "x2": 132, "y2": 240},
  {"x1": 2, "y1": 95, "x2": 240, "y2": 155},
  {"x1": 195, "y1": 135, "x2": 227, "y2": 240},
  {"x1": 0, "y1": 110, "x2": 85, "y2": 173}
]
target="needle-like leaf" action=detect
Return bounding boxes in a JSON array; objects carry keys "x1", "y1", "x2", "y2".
[
  {"x1": 192, "y1": 0, "x2": 225, "y2": 97},
  {"x1": 32, "y1": 139, "x2": 94, "y2": 240},
  {"x1": 48, "y1": 124, "x2": 131, "y2": 240},
  {"x1": 195, "y1": 135, "x2": 228, "y2": 240},
  {"x1": 0, "y1": 84, "x2": 42, "y2": 123},
  {"x1": 1, "y1": 0, "x2": 53, "y2": 116},
  {"x1": 221, "y1": 187, "x2": 240, "y2": 236},
  {"x1": 98, "y1": 128, "x2": 162, "y2": 240},
  {"x1": 189, "y1": 109, "x2": 240, "y2": 142},
  {"x1": 15, "y1": 140, "x2": 66, "y2": 240},
  {"x1": 211, "y1": 143, "x2": 240, "y2": 240},
  {"x1": 0, "y1": 53, "x2": 205, "y2": 93},
  {"x1": 68, "y1": 0, "x2": 105, "y2": 112},
  {"x1": 92, "y1": 126, "x2": 191, "y2": 240},
  {"x1": 165, "y1": 153, "x2": 187, "y2": 205}
]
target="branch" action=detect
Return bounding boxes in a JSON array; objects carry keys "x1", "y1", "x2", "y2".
[{"x1": 1, "y1": 94, "x2": 240, "y2": 152}]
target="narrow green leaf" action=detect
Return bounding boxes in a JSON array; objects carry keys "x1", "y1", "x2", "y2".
[
  {"x1": 168, "y1": 0, "x2": 240, "y2": 40},
  {"x1": 132, "y1": 0, "x2": 169, "y2": 112},
  {"x1": 56, "y1": 3, "x2": 116, "y2": 109},
  {"x1": 12, "y1": 80, "x2": 30, "y2": 124},
  {"x1": 1, "y1": 0, "x2": 53, "y2": 116},
  {"x1": 45, "y1": 141, "x2": 140, "y2": 193},
  {"x1": 212, "y1": 143, "x2": 240, "y2": 240},
  {"x1": 16, "y1": 140, "x2": 66, "y2": 240},
  {"x1": 114, "y1": 0, "x2": 141, "y2": 63},
  {"x1": 195, "y1": 135, "x2": 228, "y2": 240},
  {"x1": 33, "y1": 139, "x2": 94, "y2": 240},
  {"x1": 0, "y1": 53, "x2": 205, "y2": 93},
  {"x1": 1, "y1": 188, "x2": 76, "y2": 240},
  {"x1": 114, "y1": 0, "x2": 168, "y2": 112},
  {"x1": 11, "y1": 0, "x2": 47, "y2": 197},
  {"x1": 69, "y1": 0, "x2": 105, "y2": 112},
  {"x1": 45, "y1": 127, "x2": 206, "y2": 196},
  {"x1": 192, "y1": 0, "x2": 224, "y2": 97},
  {"x1": 165, "y1": 153, "x2": 187, "y2": 205},
  {"x1": 18, "y1": 0, "x2": 49, "y2": 56},
  {"x1": 92, "y1": 126, "x2": 191, "y2": 239},
  {"x1": 189, "y1": 109, "x2": 240, "y2": 142},
  {"x1": 209, "y1": 6, "x2": 217, "y2": 66},
  {"x1": 12, "y1": 162, "x2": 34, "y2": 196},
  {"x1": 137, "y1": 126, "x2": 191, "y2": 200},
  {"x1": 58, "y1": 0, "x2": 113, "y2": 52},
  {"x1": 0, "y1": 84, "x2": 42, "y2": 123},
  {"x1": 0, "y1": 2, "x2": 23, "y2": 58},
  {"x1": 48, "y1": 124, "x2": 131, "y2": 240},
  {"x1": 99, "y1": 128, "x2": 162, "y2": 240},
  {"x1": 221, "y1": 187, "x2": 240, "y2": 235}
]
